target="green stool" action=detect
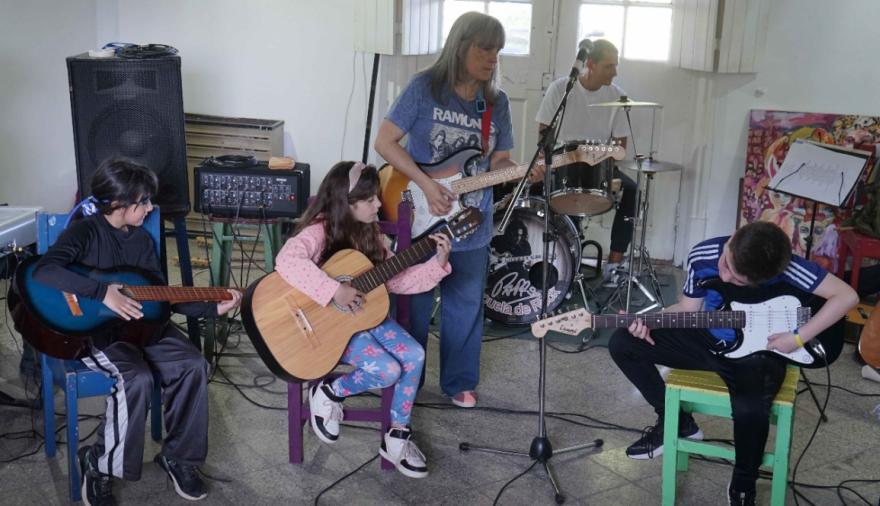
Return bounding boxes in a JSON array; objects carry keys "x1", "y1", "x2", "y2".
[
  {"x1": 207, "y1": 219, "x2": 281, "y2": 363},
  {"x1": 661, "y1": 365, "x2": 799, "y2": 506}
]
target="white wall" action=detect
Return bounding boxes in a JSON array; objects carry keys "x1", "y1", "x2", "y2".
[
  {"x1": 3, "y1": 0, "x2": 879, "y2": 262},
  {"x1": 0, "y1": 0, "x2": 97, "y2": 212},
  {"x1": 686, "y1": 0, "x2": 880, "y2": 260},
  {"x1": 114, "y1": 0, "x2": 370, "y2": 196},
  {"x1": 0, "y1": 0, "x2": 371, "y2": 212}
]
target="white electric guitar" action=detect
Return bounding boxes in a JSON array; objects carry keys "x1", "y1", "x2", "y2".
[
  {"x1": 531, "y1": 295, "x2": 843, "y2": 368},
  {"x1": 378, "y1": 143, "x2": 625, "y2": 236}
]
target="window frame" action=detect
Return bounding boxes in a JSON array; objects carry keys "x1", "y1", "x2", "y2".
[
  {"x1": 441, "y1": 0, "x2": 533, "y2": 57},
  {"x1": 579, "y1": 0, "x2": 673, "y2": 62}
]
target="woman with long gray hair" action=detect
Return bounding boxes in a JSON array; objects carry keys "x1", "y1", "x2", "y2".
[{"x1": 376, "y1": 11, "x2": 538, "y2": 408}]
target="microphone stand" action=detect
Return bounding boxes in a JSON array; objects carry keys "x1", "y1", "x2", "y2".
[{"x1": 461, "y1": 71, "x2": 603, "y2": 505}]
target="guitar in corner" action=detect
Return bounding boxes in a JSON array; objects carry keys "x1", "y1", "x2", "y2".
[
  {"x1": 241, "y1": 206, "x2": 483, "y2": 382},
  {"x1": 532, "y1": 288, "x2": 844, "y2": 369},
  {"x1": 11, "y1": 256, "x2": 238, "y2": 360},
  {"x1": 858, "y1": 301, "x2": 880, "y2": 368},
  {"x1": 378, "y1": 142, "x2": 625, "y2": 236}
]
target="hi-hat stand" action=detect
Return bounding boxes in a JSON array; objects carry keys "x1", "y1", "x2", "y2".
[
  {"x1": 460, "y1": 63, "x2": 602, "y2": 505},
  {"x1": 594, "y1": 101, "x2": 666, "y2": 314},
  {"x1": 598, "y1": 155, "x2": 666, "y2": 314}
]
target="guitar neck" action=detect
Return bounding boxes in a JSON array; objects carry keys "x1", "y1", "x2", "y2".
[
  {"x1": 533, "y1": 308, "x2": 749, "y2": 337},
  {"x1": 350, "y1": 229, "x2": 447, "y2": 293},
  {"x1": 450, "y1": 162, "x2": 531, "y2": 195},
  {"x1": 448, "y1": 144, "x2": 623, "y2": 195},
  {"x1": 125, "y1": 286, "x2": 234, "y2": 302},
  {"x1": 591, "y1": 311, "x2": 746, "y2": 329}
]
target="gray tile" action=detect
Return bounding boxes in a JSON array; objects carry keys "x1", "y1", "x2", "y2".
[{"x1": 3, "y1": 245, "x2": 880, "y2": 505}]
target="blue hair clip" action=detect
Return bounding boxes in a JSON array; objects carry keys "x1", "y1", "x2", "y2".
[{"x1": 63, "y1": 196, "x2": 101, "y2": 229}]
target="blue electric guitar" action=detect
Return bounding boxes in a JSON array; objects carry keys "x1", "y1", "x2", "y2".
[{"x1": 11, "y1": 256, "x2": 236, "y2": 359}]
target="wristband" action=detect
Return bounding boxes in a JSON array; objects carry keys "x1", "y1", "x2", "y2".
[{"x1": 793, "y1": 328, "x2": 804, "y2": 348}]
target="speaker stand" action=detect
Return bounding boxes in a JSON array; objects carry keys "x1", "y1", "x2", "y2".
[{"x1": 160, "y1": 215, "x2": 201, "y2": 351}]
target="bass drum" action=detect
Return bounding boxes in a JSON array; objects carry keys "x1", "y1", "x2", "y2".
[{"x1": 484, "y1": 197, "x2": 581, "y2": 325}]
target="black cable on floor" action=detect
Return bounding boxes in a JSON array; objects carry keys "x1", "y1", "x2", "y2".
[
  {"x1": 791, "y1": 362, "x2": 832, "y2": 506},
  {"x1": 492, "y1": 459, "x2": 539, "y2": 506},
  {"x1": 313, "y1": 454, "x2": 378, "y2": 505},
  {"x1": 211, "y1": 362, "x2": 285, "y2": 411}
]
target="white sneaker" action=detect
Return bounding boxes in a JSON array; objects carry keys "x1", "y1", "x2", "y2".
[
  {"x1": 379, "y1": 428, "x2": 429, "y2": 479},
  {"x1": 309, "y1": 381, "x2": 343, "y2": 444}
]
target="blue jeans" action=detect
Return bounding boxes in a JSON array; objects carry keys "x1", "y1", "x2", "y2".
[{"x1": 409, "y1": 247, "x2": 489, "y2": 397}]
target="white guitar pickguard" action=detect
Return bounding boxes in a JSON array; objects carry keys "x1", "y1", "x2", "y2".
[
  {"x1": 724, "y1": 295, "x2": 814, "y2": 365},
  {"x1": 407, "y1": 174, "x2": 465, "y2": 236}
]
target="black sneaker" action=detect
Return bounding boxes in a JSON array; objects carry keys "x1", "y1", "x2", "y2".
[
  {"x1": 625, "y1": 415, "x2": 704, "y2": 460},
  {"x1": 78, "y1": 445, "x2": 116, "y2": 506},
  {"x1": 727, "y1": 482, "x2": 757, "y2": 506},
  {"x1": 154, "y1": 454, "x2": 207, "y2": 501}
]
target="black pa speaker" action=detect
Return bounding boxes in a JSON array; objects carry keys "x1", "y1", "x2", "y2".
[{"x1": 67, "y1": 53, "x2": 189, "y2": 215}]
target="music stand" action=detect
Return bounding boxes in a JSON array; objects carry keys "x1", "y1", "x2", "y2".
[
  {"x1": 766, "y1": 140, "x2": 870, "y2": 421},
  {"x1": 767, "y1": 140, "x2": 871, "y2": 258},
  {"x1": 460, "y1": 67, "x2": 603, "y2": 505}
]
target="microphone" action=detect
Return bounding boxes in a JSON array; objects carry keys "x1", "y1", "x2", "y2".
[{"x1": 568, "y1": 46, "x2": 589, "y2": 80}]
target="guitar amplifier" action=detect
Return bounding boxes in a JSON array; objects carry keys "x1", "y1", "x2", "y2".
[{"x1": 193, "y1": 156, "x2": 310, "y2": 219}]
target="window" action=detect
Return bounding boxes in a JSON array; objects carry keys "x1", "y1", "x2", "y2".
[
  {"x1": 578, "y1": 0, "x2": 672, "y2": 62},
  {"x1": 442, "y1": 0, "x2": 532, "y2": 56}
]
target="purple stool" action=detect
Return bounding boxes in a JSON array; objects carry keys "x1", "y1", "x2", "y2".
[{"x1": 288, "y1": 379, "x2": 395, "y2": 470}]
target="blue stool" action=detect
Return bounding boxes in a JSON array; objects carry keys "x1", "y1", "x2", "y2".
[{"x1": 36, "y1": 210, "x2": 164, "y2": 502}]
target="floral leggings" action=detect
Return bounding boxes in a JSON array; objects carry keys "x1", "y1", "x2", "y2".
[{"x1": 330, "y1": 318, "x2": 425, "y2": 426}]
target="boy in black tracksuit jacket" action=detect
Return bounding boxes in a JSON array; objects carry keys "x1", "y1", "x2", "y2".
[{"x1": 34, "y1": 159, "x2": 241, "y2": 505}]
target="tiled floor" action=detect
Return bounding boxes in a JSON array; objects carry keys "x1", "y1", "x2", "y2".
[{"x1": 1, "y1": 245, "x2": 879, "y2": 505}]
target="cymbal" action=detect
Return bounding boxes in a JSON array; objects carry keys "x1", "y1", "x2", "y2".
[
  {"x1": 617, "y1": 158, "x2": 682, "y2": 173},
  {"x1": 589, "y1": 96, "x2": 661, "y2": 108}
]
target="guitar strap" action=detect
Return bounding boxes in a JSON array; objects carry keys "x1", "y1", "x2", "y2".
[{"x1": 481, "y1": 102, "x2": 493, "y2": 158}]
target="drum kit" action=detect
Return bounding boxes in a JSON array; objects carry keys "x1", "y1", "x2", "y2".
[{"x1": 484, "y1": 97, "x2": 682, "y2": 325}]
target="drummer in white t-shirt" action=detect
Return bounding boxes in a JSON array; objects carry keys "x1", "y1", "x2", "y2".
[{"x1": 534, "y1": 39, "x2": 637, "y2": 284}]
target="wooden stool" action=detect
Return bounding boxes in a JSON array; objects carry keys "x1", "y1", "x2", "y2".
[
  {"x1": 837, "y1": 229, "x2": 880, "y2": 291},
  {"x1": 661, "y1": 366, "x2": 799, "y2": 506}
]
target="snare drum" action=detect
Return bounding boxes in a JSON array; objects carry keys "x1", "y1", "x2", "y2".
[
  {"x1": 549, "y1": 141, "x2": 615, "y2": 217},
  {"x1": 484, "y1": 197, "x2": 581, "y2": 325}
]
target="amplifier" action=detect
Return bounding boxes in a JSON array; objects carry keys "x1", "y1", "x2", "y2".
[
  {"x1": 0, "y1": 206, "x2": 41, "y2": 254},
  {"x1": 193, "y1": 156, "x2": 310, "y2": 219}
]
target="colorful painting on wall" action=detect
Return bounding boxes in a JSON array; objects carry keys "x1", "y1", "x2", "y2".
[{"x1": 740, "y1": 109, "x2": 879, "y2": 273}]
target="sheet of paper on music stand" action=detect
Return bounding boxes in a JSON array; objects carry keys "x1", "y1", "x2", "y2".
[{"x1": 767, "y1": 140, "x2": 869, "y2": 207}]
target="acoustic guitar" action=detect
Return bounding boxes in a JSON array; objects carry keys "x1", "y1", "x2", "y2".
[
  {"x1": 378, "y1": 142, "x2": 625, "y2": 236},
  {"x1": 532, "y1": 290, "x2": 844, "y2": 368},
  {"x1": 858, "y1": 301, "x2": 880, "y2": 368},
  {"x1": 241, "y1": 207, "x2": 482, "y2": 382},
  {"x1": 12, "y1": 256, "x2": 237, "y2": 359}
]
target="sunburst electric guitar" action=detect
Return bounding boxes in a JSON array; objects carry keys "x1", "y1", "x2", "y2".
[
  {"x1": 532, "y1": 294, "x2": 844, "y2": 368},
  {"x1": 241, "y1": 207, "x2": 482, "y2": 382},
  {"x1": 12, "y1": 256, "x2": 238, "y2": 359},
  {"x1": 379, "y1": 143, "x2": 625, "y2": 236}
]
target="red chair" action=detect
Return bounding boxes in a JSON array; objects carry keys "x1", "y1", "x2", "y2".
[
  {"x1": 286, "y1": 200, "x2": 412, "y2": 470},
  {"x1": 837, "y1": 229, "x2": 880, "y2": 290}
]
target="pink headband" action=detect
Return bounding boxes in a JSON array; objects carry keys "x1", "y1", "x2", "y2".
[{"x1": 348, "y1": 162, "x2": 366, "y2": 193}]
